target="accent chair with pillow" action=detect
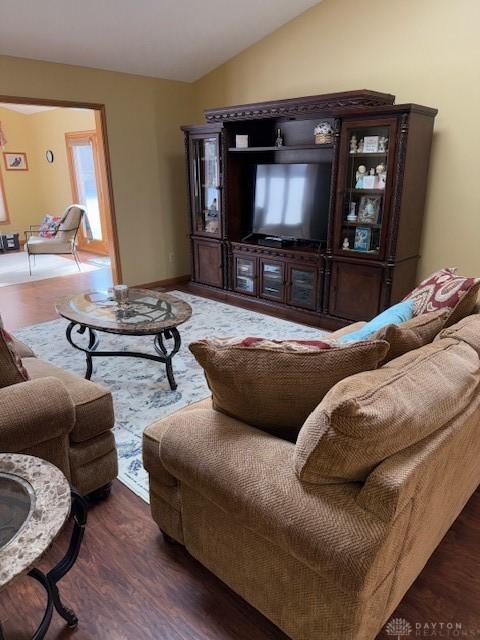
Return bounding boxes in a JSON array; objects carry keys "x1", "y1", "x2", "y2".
[
  {"x1": 143, "y1": 299, "x2": 480, "y2": 639},
  {"x1": 24, "y1": 204, "x2": 87, "y2": 275},
  {"x1": 0, "y1": 318, "x2": 118, "y2": 498}
]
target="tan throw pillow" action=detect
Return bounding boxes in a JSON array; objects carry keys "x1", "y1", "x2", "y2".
[
  {"x1": 189, "y1": 337, "x2": 389, "y2": 432},
  {"x1": 435, "y1": 313, "x2": 480, "y2": 354},
  {"x1": 372, "y1": 308, "x2": 448, "y2": 363},
  {"x1": 0, "y1": 326, "x2": 30, "y2": 388},
  {"x1": 294, "y1": 337, "x2": 480, "y2": 484}
]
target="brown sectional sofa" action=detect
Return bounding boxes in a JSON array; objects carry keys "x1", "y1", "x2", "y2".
[
  {"x1": 143, "y1": 314, "x2": 480, "y2": 640},
  {"x1": 1, "y1": 337, "x2": 118, "y2": 496}
]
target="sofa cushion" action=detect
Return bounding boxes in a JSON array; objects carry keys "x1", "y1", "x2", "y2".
[
  {"x1": 435, "y1": 314, "x2": 480, "y2": 354},
  {"x1": 294, "y1": 337, "x2": 480, "y2": 484},
  {"x1": 189, "y1": 337, "x2": 389, "y2": 431},
  {"x1": 22, "y1": 357, "x2": 114, "y2": 443},
  {"x1": 0, "y1": 327, "x2": 29, "y2": 388},
  {"x1": 403, "y1": 267, "x2": 480, "y2": 326},
  {"x1": 372, "y1": 308, "x2": 448, "y2": 363}
]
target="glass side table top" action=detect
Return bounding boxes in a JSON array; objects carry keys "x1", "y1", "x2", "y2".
[
  {"x1": 0, "y1": 454, "x2": 71, "y2": 590},
  {"x1": 0, "y1": 474, "x2": 33, "y2": 549},
  {"x1": 55, "y1": 288, "x2": 192, "y2": 335}
]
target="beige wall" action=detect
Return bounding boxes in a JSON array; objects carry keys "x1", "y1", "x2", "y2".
[
  {"x1": 0, "y1": 55, "x2": 196, "y2": 285},
  {"x1": 31, "y1": 107, "x2": 95, "y2": 215},
  {"x1": 192, "y1": 0, "x2": 480, "y2": 280},
  {"x1": 0, "y1": 107, "x2": 39, "y2": 235},
  {"x1": 0, "y1": 106, "x2": 95, "y2": 236}
]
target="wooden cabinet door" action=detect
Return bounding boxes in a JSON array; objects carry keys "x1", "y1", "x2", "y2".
[
  {"x1": 193, "y1": 239, "x2": 223, "y2": 288},
  {"x1": 286, "y1": 264, "x2": 318, "y2": 310},
  {"x1": 233, "y1": 254, "x2": 257, "y2": 296},
  {"x1": 259, "y1": 260, "x2": 285, "y2": 302},
  {"x1": 329, "y1": 260, "x2": 383, "y2": 321}
]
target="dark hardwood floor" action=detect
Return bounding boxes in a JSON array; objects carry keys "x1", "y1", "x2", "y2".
[{"x1": 1, "y1": 272, "x2": 480, "y2": 639}]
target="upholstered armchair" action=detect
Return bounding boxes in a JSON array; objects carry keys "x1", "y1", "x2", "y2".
[{"x1": 25, "y1": 204, "x2": 87, "y2": 275}]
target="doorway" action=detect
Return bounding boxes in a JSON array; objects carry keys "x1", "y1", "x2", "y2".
[
  {"x1": 65, "y1": 130, "x2": 109, "y2": 256},
  {"x1": 0, "y1": 95, "x2": 121, "y2": 285}
]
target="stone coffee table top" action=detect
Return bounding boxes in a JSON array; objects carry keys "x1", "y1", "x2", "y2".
[
  {"x1": 0, "y1": 453, "x2": 71, "y2": 590},
  {"x1": 56, "y1": 288, "x2": 192, "y2": 336}
]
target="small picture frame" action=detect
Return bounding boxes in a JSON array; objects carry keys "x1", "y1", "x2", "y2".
[
  {"x1": 362, "y1": 175, "x2": 376, "y2": 189},
  {"x1": 363, "y1": 136, "x2": 379, "y2": 153},
  {"x1": 354, "y1": 226, "x2": 372, "y2": 252},
  {"x1": 235, "y1": 135, "x2": 249, "y2": 149},
  {"x1": 358, "y1": 195, "x2": 381, "y2": 224},
  {"x1": 3, "y1": 152, "x2": 28, "y2": 171}
]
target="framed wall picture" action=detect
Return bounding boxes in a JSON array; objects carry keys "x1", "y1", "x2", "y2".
[
  {"x1": 358, "y1": 195, "x2": 381, "y2": 224},
  {"x1": 3, "y1": 152, "x2": 28, "y2": 171},
  {"x1": 354, "y1": 226, "x2": 372, "y2": 252}
]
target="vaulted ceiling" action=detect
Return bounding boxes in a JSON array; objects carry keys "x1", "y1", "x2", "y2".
[{"x1": 0, "y1": 0, "x2": 321, "y2": 82}]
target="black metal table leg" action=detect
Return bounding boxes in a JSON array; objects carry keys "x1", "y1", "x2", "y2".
[
  {"x1": 65, "y1": 321, "x2": 183, "y2": 391},
  {"x1": 66, "y1": 322, "x2": 98, "y2": 380},
  {"x1": 154, "y1": 328, "x2": 182, "y2": 390},
  {"x1": 22, "y1": 488, "x2": 88, "y2": 640}
]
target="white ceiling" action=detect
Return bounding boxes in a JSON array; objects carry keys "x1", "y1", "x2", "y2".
[
  {"x1": 0, "y1": 0, "x2": 321, "y2": 82},
  {"x1": 0, "y1": 103, "x2": 58, "y2": 115}
]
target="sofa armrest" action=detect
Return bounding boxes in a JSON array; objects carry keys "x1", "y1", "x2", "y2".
[{"x1": 0, "y1": 377, "x2": 75, "y2": 451}]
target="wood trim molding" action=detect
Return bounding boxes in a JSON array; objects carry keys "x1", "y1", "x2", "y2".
[
  {"x1": 204, "y1": 90, "x2": 395, "y2": 122},
  {"x1": 134, "y1": 274, "x2": 191, "y2": 290},
  {"x1": 0, "y1": 163, "x2": 10, "y2": 225}
]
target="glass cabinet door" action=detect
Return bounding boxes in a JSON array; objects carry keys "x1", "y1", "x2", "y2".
[
  {"x1": 287, "y1": 266, "x2": 317, "y2": 310},
  {"x1": 260, "y1": 261, "x2": 284, "y2": 301},
  {"x1": 234, "y1": 256, "x2": 257, "y2": 295},
  {"x1": 190, "y1": 135, "x2": 221, "y2": 237},
  {"x1": 336, "y1": 118, "x2": 397, "y2": 259}
]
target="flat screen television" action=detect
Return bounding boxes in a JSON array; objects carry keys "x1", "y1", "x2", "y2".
[{"x1": 252, "y1": 163, "x2": 331, "y2": 242}]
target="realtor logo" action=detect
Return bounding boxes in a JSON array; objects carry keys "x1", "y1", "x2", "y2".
[{"x1": 385, "y1": 617, "x2": 412, "y2": 638}]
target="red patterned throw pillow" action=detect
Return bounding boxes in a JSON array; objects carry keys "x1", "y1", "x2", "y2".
[{"x1": 403, "y1": 268, "x2": 480, "y2": 325}]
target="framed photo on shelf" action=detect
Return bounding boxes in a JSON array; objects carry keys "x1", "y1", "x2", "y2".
[
  {"x1": 3, "y1": 151, "x2": 28, "y2": 171},
  {"x1": 354, "y1": 226, "x2": 372, "y2": 252},
  {"x1": 363, "y1": 136, "x2": 379, "y2": 153},
  {"x1": 358, "y1": 195, "x2": 381, "y2": 224}
]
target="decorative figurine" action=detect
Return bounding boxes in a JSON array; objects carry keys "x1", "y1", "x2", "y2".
[
  {"x1": 343, "y1": 237, "x2": 350, "y2": 250},
  {"x1": 349, "y1": 135, "x2": 358, "y2": 154},
  {"x1": 378, "y1": 136, "x2": 388, "y2": 152},
  {"x1": 347, "y1": 202, "x2": 357, "y2": 221},
  {"x1": 375, "y1": 163, "x2": 386, "y2": 189},
  {"x1": 275, "y1": 128, "x2": 283, "y2": 147},
  {"x1": 355, "y1": 165, "x2": 367, "y2": 188},
  {"x1": 369, "y1": 168, "x2": 375, "y2": 176},
  {"x1": 314, "y1": 121, "x2": 334, "y2": 144},
  {"x1": 358, "y1": 139, "x2": 364, "y2": 152}
]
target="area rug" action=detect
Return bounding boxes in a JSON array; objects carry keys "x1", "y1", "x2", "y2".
[
  {"x1": 0, "y1": 251, "x2": 100, "y2": 286},
  {"x1": 13, "y1": 291, "x2": 325, "y2": 502}
]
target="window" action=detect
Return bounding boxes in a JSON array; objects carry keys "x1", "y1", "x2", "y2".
[{"x1": 0, "y1": 169, "x2": 9, "y2": 223}]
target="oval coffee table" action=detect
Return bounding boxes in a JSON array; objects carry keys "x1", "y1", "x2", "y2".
[
  {"x1": 56, "y1": 288, "x2": 192, "y2": 390},
  {"x1": 0, "y1": 454, "x2": 87, "y2": 639}
]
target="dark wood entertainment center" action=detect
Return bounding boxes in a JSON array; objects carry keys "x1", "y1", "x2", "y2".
[{"x1": 182, "y1": 90, "x2": 437, "y2": 329}]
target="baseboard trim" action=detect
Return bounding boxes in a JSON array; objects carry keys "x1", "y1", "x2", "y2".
[{"x1": 134, "y1": 274, "x2": 190, "y2": 290}]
